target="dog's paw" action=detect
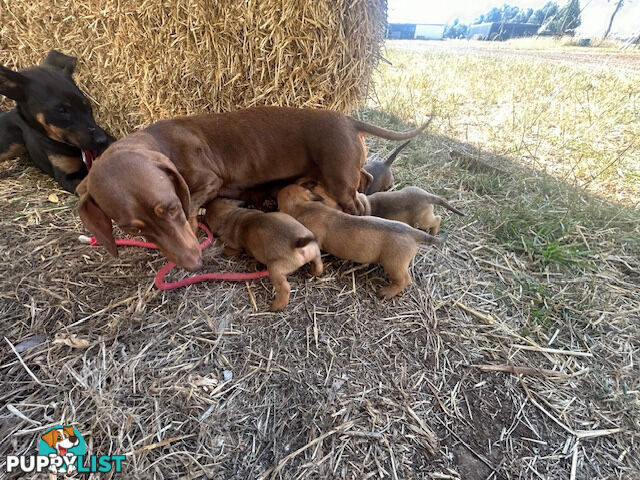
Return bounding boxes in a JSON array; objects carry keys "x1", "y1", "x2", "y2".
[
  {"x1": 270, "y1": 299, "x2": 287, "y2": 311},
  {"x1": 377, "y1": 285, "x2": 398, "y2": 300}
]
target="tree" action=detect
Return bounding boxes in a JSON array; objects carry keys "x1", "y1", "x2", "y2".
[
  {"x1": 603, "y1": 0, "x2": 624, "y2": 39},
  {"x1": 544, "y1": 0, "x2": 581, "y2": 34},
  {"x1": 485, "y1": 7, "x2": 503, "y2": 22},
  {"x1": 514, "y1": 8, "x2": 534, "y2": 23},
  {"x1": 530, "y1": 1, "x2": 559, "y2": 25},
  {"x1": 444, "y1": 18, "x2": 469, "y2": 38},
  {"x1": 501, "y1": 4, "x2": 522, "y2": 22}
]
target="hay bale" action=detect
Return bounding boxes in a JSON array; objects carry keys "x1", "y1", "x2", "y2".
[{"x1": 0, "y1": 0, "x2": 386, "y2": 137}]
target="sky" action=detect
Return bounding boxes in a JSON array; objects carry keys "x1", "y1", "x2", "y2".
[{"x1": 388, "y1": 0, "x2": 640, "y2": 37}]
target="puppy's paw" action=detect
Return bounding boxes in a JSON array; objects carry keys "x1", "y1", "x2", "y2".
[
  {"x1": 270, "y1": 298, "x2": 288, "y2": 311},
  {"x1": 310, "y1": 258, "x2": 323, "y2": 276},
  {"x1": 377, "y1": 285, "x2": 399, "y2": 300}
]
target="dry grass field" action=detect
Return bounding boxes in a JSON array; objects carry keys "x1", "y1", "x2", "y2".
[{"x1": 1, "y1": 40, "x2": 639, "y2": 479}]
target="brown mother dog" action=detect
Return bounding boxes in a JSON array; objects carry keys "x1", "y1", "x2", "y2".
[{"x1": 77, "y1": 106, "x2": 427, "y2": 270}]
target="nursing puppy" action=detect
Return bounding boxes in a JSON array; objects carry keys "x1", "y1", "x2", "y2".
[
  {"x1": 357, "y1": 186, "x2": 464, "y2": 235},
  {"x1": 362, "y1": 140, "x2": 411, "y2": 194},
  {"x1": 277, "y1": 184, "x2": 446, "y2": 299},
  {"x1": 204, "y1": 198, "x2": 322, "y2": 311}
]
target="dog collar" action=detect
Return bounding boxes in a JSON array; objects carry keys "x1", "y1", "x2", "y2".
[{"x1": 81, "y1": 149, "x2": 98, "y2": 171}]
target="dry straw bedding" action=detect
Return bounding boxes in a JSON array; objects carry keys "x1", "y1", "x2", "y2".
[{"x1": 1, "y1": 136, "x2": 638, "y2": 478}]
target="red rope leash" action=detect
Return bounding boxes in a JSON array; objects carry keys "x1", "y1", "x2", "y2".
[{"x1": 80, "y1": 222, "x2": 269, "y2": 290}]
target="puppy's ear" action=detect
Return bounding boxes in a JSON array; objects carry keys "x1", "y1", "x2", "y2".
[
  {"x1": 0, "y1": 65, "x2": 28, "y2": 102},
  {"x1": 41, "y1": 430, "x2": 58, "y2": 448},
  {"x1": 78, "y1": 193, "x2": 118, "y2": 257},
  {"x1": 358, "y1": 169, "x2": 373, "y2": 193},
  {"x1": 299, "y1": 180, "x2": 318, "y2": 190},
  {"x1": 42, "y1": 50, "x2": 77, "y2": 76}
]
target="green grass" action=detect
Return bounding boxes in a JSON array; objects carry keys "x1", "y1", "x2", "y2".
[
  {"x1": 371, "y1": 44, "x2": 640, "y2": 204},
  {"x1": 364, "y1": 42, "x2": 640, "y2": 340},
  {"x1": 367, "y1": 43, "x2": 640, "y2": 264}
]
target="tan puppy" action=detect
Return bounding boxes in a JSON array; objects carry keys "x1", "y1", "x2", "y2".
[
  {"x1": 356, "y1": 186, "x2": 464, "y2": 235},
  {"x1": 277, "y1": 184, "x2": 446, "y2": 299},
  {"x1": 205, "y1": 198, "x2": 323, "y2": 311}
]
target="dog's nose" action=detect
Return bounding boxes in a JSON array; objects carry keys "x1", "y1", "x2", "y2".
[{"x1": 191, "y1": 256, "x2": 203, "y2": 271}]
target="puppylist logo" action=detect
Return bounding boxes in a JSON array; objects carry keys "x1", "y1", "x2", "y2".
[{"x1": 6, "y1": 425, "x2": 125, "y2": 477}]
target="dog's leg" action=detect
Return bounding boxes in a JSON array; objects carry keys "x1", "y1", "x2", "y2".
[
  {"x1": 378, "y1": 255, "x2": 413, "y2": 299},
  {"x1": 317, "y1": 137, "x2": 366, "y2": 215},
  {"x1": 0, "y1": 111, "x2": 26, "y2": 162},
  {"x1": 268, "y1": 264, "x2": 291, "y2": 311},
  {"x1": 322, "y1": 173, "x2": 362, "y2": 215},
  {"x1": 415, "y1": 206, "x2": 436, "y2": 232},
  {"x1": 310, "y1": 255, "x2": 323, "y2": 276},
  {"x1": 429, "y1": 215, "x2": 442, "y2": 236},
  {"x1": 190, "y1": 176, "x2": 223, "y2": 232},
  {"x1": 52, "y1": 165, "x2": 85, "y2": 194}
]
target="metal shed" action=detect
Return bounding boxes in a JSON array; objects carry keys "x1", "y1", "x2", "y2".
[
  {"x1": 387, "y1": 23, "x2": 445, "y2": 40},
  {"x1": 467, "y1": 22, "x2": 540, "y2": 41}
]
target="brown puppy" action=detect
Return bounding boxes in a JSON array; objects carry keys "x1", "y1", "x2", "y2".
[
  {"x1": 362, "y1": 140, "x2": 411, "y2": 194},
  {"x1": 357, "y1": 186, "x2": 464, "y2": 235},
  {"x1": 277, "y1": 184, "x2": 446, "y2": 299},
  {"x1": 204, "y1": 198, "x2": 322, "y2": 311},
  {"x1": 77, "y1": 106, "x2": 428, "y2": 270}
]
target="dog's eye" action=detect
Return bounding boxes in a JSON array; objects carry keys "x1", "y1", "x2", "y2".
[{"x1": 58, "y1": 106, "x2": 68, "y2": 114}]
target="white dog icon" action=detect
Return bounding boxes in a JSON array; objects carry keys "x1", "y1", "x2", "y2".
[{"x1": 40, "y1": 426, "x2": 79, "y2": 479}]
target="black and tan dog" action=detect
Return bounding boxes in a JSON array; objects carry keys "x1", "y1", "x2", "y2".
[
  {"x1": 205, "y1": 198, "x2": 322, "y2": 311},
  {"x1": 0, "y1": 50, "x2": 113, "y2": 192},
  {"x1": 277, "y1": 183, "x2": 446, "y2": 299},
  {"x1": 358, "y1": 186, "x2": 464, "y2": 235}
]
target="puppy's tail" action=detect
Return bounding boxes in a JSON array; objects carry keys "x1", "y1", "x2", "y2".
[
  {"x1": 415, "y1": 230, "x2": 448, "y2": 247},
  {"x1": 294, "y1": 235, "x2": 315, "y2": 249},
  {"x1": 423, "y1": 193, "x2": 465, "y2": 216},
  {"x1": 384, "y1": 140, "x2": 411, "y2": 166},
  {"x1": 352, "y1": 116, "x2": 432, "y2": 141}
]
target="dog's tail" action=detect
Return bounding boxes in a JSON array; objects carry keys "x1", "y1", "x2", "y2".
[
  {"x1": 384, "y1": 140, "x2": 411, "y2": 166},
  {"x1": 294, "y1": 235, "x2": 315, "y2": 249},
  {"x1": 422, "y1": 193, "x2": 465, "y2": 216},
  {"x1": 352, "y1": 116, "x2": 432, "y2": 141},
  {"x1": 415, "y1": 230, "x2": 448, "y2": 247}
]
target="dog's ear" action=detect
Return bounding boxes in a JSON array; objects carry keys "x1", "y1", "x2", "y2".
[
  {"x1": 167, "y1": 168, "x2": 190, "y2": 216},
  {"x1": 358, "y1": 169, "x2": 373, "y2": 193},
  {"x1": 299, "y1": 180, "x2": 318, "y2": 190},
  {"x1": 78, "y1": 193, "x2": 118, "y2": 257},
  {"x1": 152, "y1": 156, "x2": 191, "y2": 216},
  {"x1": 42, "y1": 50, "x2": 77, "y2": 76},
  {"x1": 0, "y1": 65, "x2": 28, "y2": 102},
  {"x1": 41, "y1": 429, "x2": 59, "y2": 448}
]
